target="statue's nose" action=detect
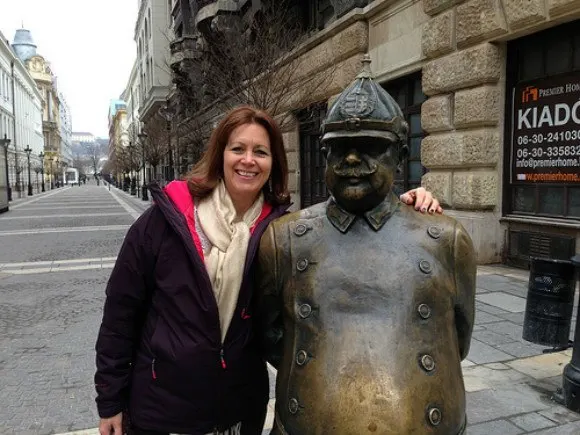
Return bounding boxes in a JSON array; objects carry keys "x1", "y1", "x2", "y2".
[{"x1": 345, "y1": 151, "x2": 361, "y2": 165}]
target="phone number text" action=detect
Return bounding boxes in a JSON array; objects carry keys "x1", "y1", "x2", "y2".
[
  {"x1": 515, "y1": 145, "x2": 580, "y2": 158},
  {"x1": 516, "y1": 130, "x2": 580, "y2": 145}
]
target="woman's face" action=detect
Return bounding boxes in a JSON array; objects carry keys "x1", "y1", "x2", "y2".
[{"x1": 223, "y1": 122, "x2": 273, "y2": 203}]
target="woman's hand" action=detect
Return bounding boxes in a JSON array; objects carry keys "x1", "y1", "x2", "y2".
[
  {"x1": 400, "y1": 187, "x2": 443, "y2": 214},
  {"x1": 99, "y1": 412, "x2": 123, "y2": 435}
]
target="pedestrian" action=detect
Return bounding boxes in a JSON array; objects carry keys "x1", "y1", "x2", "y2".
[{"x1": 94, "y1": 105, "x2": 441, "y2": 435}]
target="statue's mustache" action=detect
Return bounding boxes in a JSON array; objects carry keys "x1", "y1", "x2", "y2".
[{"x1": 332, "y1": 164, "x2": 377, "y2": 178}]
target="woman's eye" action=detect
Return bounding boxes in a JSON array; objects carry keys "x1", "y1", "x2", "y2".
[{"x1": 255, "y1": 149, "x2": 268, "y2": 156}]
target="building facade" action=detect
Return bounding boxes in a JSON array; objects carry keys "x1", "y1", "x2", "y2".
[
  {"x1": 169, "y1": 0, "x2": 580, "y2": 266},
  {"x1": 121, "y1": 59, "x2": 148, "y2": 187},
  {"x1": 59, "y1": 93, "x2": 73, "y2": 165},
  {"x1": 107, "y1": 99, "x2": 129, "y2": 185},
  {"x1": 0, "y1": 29, "x2": 44, "y2": 200},
  {"x1": 135, "y1": 0, "x2": 172, "y2": 124},
  {"x1": 12, "y1": 28, "x2": 68, "y2": 188}
]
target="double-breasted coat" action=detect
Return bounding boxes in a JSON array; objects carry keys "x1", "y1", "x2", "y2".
[{"x1": 256, "y1": 194, "x2": 476, "y2": 435}]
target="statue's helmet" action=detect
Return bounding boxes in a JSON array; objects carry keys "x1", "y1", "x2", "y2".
[{"x1": 321, "y1": 55, "x2": 409, "y2": 148}]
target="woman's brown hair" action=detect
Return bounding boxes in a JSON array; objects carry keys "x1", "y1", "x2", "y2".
[{"x1": 185, "y1": 105, "x2": 290, "y2": 205}]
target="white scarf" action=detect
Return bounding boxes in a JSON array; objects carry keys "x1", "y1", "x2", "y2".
[{"x1": 196, "y1": 181, "x2": 264, "y2": 342}]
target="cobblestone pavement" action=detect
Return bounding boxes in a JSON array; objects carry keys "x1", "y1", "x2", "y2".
[
  {"x1": 0, "y1": 184, "x2": 143, "y2": 434},
  {"x1": 2, "y1": 184, "x2": 580, "y2": 434}
]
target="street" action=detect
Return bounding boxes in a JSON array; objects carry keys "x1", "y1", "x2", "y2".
[
  {"x1": 2, "y1": 184, "x2": 580, "y2": 434},
  {"x1": 0, "y1": 184, "x2": 149, "y2": 434}
]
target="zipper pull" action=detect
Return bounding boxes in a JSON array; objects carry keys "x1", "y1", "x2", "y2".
[
  {"x1": 241, "y1": 308, "x2": 251, "y2": 319},
  {"x1": 151, "y1": 358, "x2": 157, "y2": 380},
  {"x1": 220, "y1": 348, "x2": 227, "y2": 369}
]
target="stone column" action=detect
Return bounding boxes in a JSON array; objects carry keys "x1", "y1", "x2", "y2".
[{"x1": 420, "y1": 0, "x2": 507, "y2": 263}]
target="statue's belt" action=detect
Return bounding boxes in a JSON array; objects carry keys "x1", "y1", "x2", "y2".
[{"x1": 273, "y1": 412, "x2": 467, "y2": 434}]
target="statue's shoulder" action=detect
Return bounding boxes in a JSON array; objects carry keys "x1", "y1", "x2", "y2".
[
  {"x1": 271, "y1": 202, "x2": 327, "y2": 229},
  {"x1": 396, "y1": 205, "x2": 458, "y2": 233}
]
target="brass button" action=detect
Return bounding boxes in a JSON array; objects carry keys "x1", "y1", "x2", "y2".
[
  {"x1": 298, "y1": 304, "x2": 312, "y2": 319},
  {"x1": 294, "y1": 224, "x2": 308, "y2": 236},
  {"x1": 296, "y1": 350, "x2": 308, "y2": 366},
  {"x1": 427, "y1": 226, "x2": 442, "y2": 239},
  {"x1": 297, "y1": 259, "x2": 309, "y2": 271},
  {"x1": 288, "y1": 398, "x2": 299, "y2": 414},
  {"x1": 428, "y1": 407, "x2": 442, "y2": 426},
  {"x1": 421, "y1": 354, "x2": 435, "y2": 372},
  {"x1": 418, "y1": 304, "x2": 431, "y2": 319},
  {"x1": 419, "y1": 260, "x2": 432, "y2": 274}
]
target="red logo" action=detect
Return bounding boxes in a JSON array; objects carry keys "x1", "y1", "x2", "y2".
[{"x1": 522, "y1": 86, "x2": 538, "y2": 103}]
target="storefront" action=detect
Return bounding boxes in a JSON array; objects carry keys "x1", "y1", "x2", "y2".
[{"x1": 502, "y1": 21, "x2": 580, "y2": 267}]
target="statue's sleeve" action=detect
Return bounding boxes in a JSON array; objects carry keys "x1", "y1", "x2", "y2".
[
  {"x1": 453, "y1": 221, "x2": 476, "y2": 361},
  {"x1": 255, "y1": 223, "x2": 284, "y2": 369}
]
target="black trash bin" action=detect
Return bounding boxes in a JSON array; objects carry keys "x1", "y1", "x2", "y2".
[{"x1": 522, "y1": 257, "x2": 576, "y2": 347}]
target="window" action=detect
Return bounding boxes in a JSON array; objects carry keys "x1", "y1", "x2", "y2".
[
  {"x1": 298, "y1": 102, "x2": 328, "y2": 208},
  {"x1": 383, "y1": 73, "x2": 427, "y2": 196},
  {"x1": 505, "y1": 20, "x2": 580, "y2": 219}
]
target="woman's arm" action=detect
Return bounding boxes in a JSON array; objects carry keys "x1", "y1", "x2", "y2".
[{"x1": 94, "y1": 218, "x2": 152, "y2": 420}]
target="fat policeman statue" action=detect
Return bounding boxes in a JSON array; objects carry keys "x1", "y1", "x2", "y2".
[{"x1": 256, "y1": 56, "x2": 477, "y2": 435}]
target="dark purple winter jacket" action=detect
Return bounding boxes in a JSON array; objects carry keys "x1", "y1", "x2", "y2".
[{"x1": 94, "y1": 182, "x2": 289, "y2": 434}]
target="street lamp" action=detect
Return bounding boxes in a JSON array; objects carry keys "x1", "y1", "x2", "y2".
[
  {"x1": 138, "y1": 131, "x2": 148, "y2": 201},
  {"x1": 24, "y1": 145, "x2": 33, "y2": 196},
  {"x1": 0, "y1": 134, "x2": 11, "y2": 201},
  {"x1": 55, "y1": 157, "x2": 60, "y2": 187},
  {"x1": 48, "y1": 156, "x2": 54, "y2": 189},
  {"x1": 39, "y1": 152, "x2": 45, "y2": 192}
]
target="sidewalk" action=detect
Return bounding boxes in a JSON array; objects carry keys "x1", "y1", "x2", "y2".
[{"x1": 55, "y1": 188, "x2": 580, "y2": 434}]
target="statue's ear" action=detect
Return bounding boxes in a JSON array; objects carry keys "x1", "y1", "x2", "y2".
[{"x1": 398, "y1": 144, "x2": 409, "y2": 163}]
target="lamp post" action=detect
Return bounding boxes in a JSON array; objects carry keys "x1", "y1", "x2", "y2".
[
  {"x1": 62, "y1": 161, "x2": 68, "y2": 186},
  {"x1": 55, "y1": 157, "x2": 60, "y2": 187},
  {"x1": 48, "y1": 156, "x2": 54, "y2": 189},
  {"x1": 138, "y1": 131, "x2": 148, "y2": 201},
  {"x1": 0, "y1": 134, "x2": 11, "y2": 201},
  {"x1": 24, "y1": 145, "x2": 33, "y2": 196},
  {"x1": 39, "y1": 152, "x2": 45, "y2": 192}
]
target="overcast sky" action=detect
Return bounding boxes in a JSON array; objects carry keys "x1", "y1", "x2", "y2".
[{"x1": 1, "y1": 0, "x2": 138, "y2": 137}]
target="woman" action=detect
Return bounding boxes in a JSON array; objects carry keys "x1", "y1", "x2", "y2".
[{"x1": 95, "y1": 106, "x2": 441, "y2": 435}]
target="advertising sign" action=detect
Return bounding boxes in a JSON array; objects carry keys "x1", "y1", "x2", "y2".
[{"x1": 511, "y1": 72, "x2": 580, "y2": 183}]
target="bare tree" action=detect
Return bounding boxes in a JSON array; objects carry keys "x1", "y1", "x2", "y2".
[
  {"x1": 142, "y1": 114, "x2": 170, "y2": 180},
  {"x1": 202, "y1": 2, "x2": 332, "y2": 120},
  {"x1": 170, "y1": 0, "x2": 336, "y2": 163}
]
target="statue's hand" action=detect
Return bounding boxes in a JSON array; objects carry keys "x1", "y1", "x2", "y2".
[{"x1": 400, "y1": 187, "x2": 443, "y2": 214}]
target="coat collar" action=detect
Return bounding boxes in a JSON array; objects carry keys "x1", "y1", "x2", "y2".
[{"x1": 326, "y1": 192, "x2": 400, "y2": 233}]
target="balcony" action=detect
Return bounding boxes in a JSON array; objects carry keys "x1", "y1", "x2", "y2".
[
  {"x1": 170, "y1": 35, "x2": 201, "y2": 69},
  {"x1": 195, "y1": 0, "x2": 249, "y2": 33}
]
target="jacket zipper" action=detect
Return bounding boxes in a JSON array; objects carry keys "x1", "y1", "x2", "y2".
[
  {"x1": 151, "y1": 358, "x2": 157, "y2": 380},
  {"x1": 220, "y1": 348, "x2": 227, "y2": 369}
]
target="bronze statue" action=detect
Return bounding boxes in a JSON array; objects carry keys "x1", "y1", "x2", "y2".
[{"x1": 256, "y1": 55, "x2": 476, "y2": 435}]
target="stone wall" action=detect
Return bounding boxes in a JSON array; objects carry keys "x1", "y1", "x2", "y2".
[{"x1": 419, "y1": 0, "x2": 580, "y2": 262}]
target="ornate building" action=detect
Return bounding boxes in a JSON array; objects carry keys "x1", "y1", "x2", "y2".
[
  {"x1": 0, "y1": 29, "x2": 44, "y2": 201},
  {"x1": 167, "y1": 0, "x2": 580, "y2": 266},
  {"x1": 12, "y1": 28, "x2": 64, "y2": 175}
]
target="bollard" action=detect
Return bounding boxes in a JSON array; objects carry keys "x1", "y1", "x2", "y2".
[{"x1": 554, "y1": 255, "x2": 580, "y2": 412}]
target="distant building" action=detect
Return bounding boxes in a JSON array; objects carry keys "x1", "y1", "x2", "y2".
[
  {"x1": 108, "y1": 99, "x2": 128, "y2": 184},
  {"x1": 0, "y1": 28, "x2": 44, "y2": 198},
  {"x1": 12, "y1": 27, "x2": 70, "y2": 178},
  {"x1": 58, "y1": 93, "x2": 72, "y2": 165}
]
